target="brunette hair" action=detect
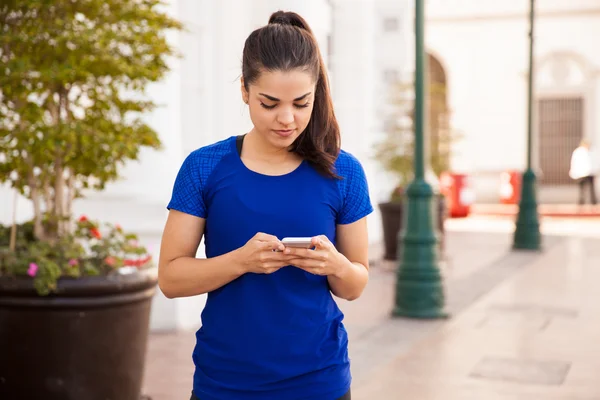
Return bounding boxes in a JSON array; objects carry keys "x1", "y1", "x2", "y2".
[{"x1": 242, "y1": 10, "x2": 341, "y2": 178}]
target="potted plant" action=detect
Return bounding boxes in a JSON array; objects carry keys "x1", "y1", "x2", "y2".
[
  {"x1": 0, "y1": 2, "x2": 182, "y2": 399},
  {"x1": 375, "y1": 80, "x2": 455, "y2": 260}
]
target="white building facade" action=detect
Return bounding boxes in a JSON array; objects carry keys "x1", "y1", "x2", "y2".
[
  {"x1": 1, "y1": 0, "x2": 406, "y2": 331},
  {"x1": 6, "y1": 0, "x2": 597, "y2": 331},
  {"x1": 423, "y1": 0, "x2": 600, "y2": 202}
]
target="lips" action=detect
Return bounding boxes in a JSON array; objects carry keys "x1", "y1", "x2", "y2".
[{"x1": 273, "y1": 129, "x2": 295, "y2": 138}]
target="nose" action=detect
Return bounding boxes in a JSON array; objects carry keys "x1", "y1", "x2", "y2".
[{"x1": 277, "y1": 108, "x2": 294, "y2": 126}]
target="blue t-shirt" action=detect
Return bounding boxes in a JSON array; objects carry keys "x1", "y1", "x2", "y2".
[{"x1": 167, "y1": 136, "x2": 373, "y2": 400}]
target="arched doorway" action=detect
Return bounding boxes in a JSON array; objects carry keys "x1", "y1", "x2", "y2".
[{"x1": 427, "y1": 53, "x2": 450, "y2": 176}]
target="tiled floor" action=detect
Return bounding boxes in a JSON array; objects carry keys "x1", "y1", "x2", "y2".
[
  {"x1": 142, "y1": 218, "x2": 600, "y2": 399},
  {"x1": 353, "y1": 236, "x2": 600, "y2": 399}
]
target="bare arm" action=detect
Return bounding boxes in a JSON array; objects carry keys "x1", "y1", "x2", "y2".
[
  {"x1": 158, "y1": 210, "x2": 243, "y2": 298},
  {"x1": 158, "y1": 210, "x2": 293, "y2": 299},
  {"x1": 327, "y1": 217, "x2": 370, "y2": 301}
]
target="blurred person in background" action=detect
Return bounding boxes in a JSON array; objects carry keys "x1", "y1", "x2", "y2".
[{"x1": 569, "y1": 139, "x2": 598, "y2": 205}]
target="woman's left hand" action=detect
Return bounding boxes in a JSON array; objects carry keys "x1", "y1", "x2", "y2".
[{"x1": 283, "y1": 235, "x2": 349, "y2": 277}]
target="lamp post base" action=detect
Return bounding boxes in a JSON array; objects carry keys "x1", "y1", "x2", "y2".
[
  {"x1": 513, "y1": 168, "x2": 542, "y2": 250},
  {"x1": 393, "y1": 179, "x2": 448, "y2": 319}
]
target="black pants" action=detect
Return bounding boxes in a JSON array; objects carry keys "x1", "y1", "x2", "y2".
[
  {"x1": 578, "y1": 176, "x2": 597, "y2": 205},
  {"x1": 190, "y1": 389, "x2": 351, "y2": 400}
]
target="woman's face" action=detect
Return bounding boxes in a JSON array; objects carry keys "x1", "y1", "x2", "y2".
[{"x1": 242, "y1": 69, "x2": 316, "y2": 149}]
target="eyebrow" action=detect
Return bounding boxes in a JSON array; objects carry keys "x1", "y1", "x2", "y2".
[{"x1": 258, "y1": 92, "x2": 312, "y2": 102}]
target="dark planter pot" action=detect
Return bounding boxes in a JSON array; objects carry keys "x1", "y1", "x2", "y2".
[
  {"x1": 0, "y1": 270, "x2": 158, "y2": 400},
  {"x1": 379, "y1": 196, "x2": 447, "y2": 261},
  {"x1": 379, "y1": 201, "x2": 404, "y2": 260}
]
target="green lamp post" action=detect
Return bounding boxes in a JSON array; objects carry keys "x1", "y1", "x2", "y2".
[
  {"x1": 393, "y1": 0, "x2": 447, "y2": 319},
  {"x1": 513, "y1": 0, "x2": 542, "y2": 250}
]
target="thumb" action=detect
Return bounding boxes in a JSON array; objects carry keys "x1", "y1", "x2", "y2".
[{"x1": 312, "y1": 235, "x2": 329, "y2": 249}]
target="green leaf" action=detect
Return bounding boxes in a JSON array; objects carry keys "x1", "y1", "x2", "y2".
[{"x1": 0, "y1": 0, "x2": 183, "y2": 241}]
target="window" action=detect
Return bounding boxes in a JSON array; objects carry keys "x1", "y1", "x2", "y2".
[
  {"x1": 383, "y1": 17, "x2": 399, "y2": 32},
  {"x1": 538, "y1": 97, "x2": 584, "y2": 185}
]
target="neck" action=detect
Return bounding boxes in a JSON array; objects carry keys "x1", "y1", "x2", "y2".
[{"x1": 244, "y1": 129, "x2": 298, "y2": 164}]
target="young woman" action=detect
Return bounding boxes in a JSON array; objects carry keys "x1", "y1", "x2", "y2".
[{"x1": 158, "y1": 10, "x2": 373, "y2": 400}]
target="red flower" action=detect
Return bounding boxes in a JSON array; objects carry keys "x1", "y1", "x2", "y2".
[
  {"x1": 124, "y1": 255, "x2": 152, "y2": 268},
  {"x1": 104, "y1": 256, "x2": 116, "y2": 267},
  {"x1": 78, "y1": 215, "x2": 88, "y2": 222},
  {"x1": 90, "y1": 227, "x2": 102, "y2": 239}
]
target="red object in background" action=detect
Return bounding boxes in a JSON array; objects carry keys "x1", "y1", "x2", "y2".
[
  {"x1": 440, "y1": 172, "x2": 474, "y2": 218},
  {"x1": 499, "y1": 170, "x2": 522, "y2": 204}
]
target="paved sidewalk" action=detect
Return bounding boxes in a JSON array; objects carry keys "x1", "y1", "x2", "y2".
[
  {"x1": 472, "y1": 203, "x2": 600, "y2": 218},
  {"x1": 142, "y1": 218, "x2": 599, "y2": 399},
  {"x1": 354, "y1": 235, "x2": 600, "y2": 399}
]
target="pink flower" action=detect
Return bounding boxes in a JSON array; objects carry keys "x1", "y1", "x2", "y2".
[
  {"x1": 27, "y1": 263, "x2": 39, "y2": 277},
  {"x1": 104, "y1": 256, "x2": 116, "y2": 267},
  {"x1": 68, "y1": 259, "x2": 79, "y2": 266}
]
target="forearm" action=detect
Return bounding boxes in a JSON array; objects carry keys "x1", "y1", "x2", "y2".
[
  {"x1": 158, "y1": 250, "x2": 245, "y2": 298},
  {"x1": 327, "y1": 258, "x2": 369, "y2": 301}
]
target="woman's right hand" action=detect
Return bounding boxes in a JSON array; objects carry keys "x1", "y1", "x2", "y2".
[{"x1": 234, "y1": 233, "x2": 293, "y2": 274}]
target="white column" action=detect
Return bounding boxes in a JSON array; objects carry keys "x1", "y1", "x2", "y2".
[
  {"x1": 330, "y1": 0, "x2": 374, "y2": 160},
  {"x1": 210, "y1": 0, "x2": 254, "y2": 142},
  {"x1": 179, "y1": 0, "x2": 210, "y2": 155},
  {"x1": 146, "y1": 0, "x2": 208, "y2": 333},
  {"x1": 330, "y1": 0, "x2": 380, "y2": 243}
]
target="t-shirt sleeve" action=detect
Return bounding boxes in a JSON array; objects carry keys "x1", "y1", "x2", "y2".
[
  {"x1": 167, "y1": 151, "x2": 206, "y2": 218},
  {"x1": 336, "y1": 153, "x2": 374, "y2": 225}
]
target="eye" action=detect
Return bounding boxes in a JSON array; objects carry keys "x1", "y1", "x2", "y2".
[
  {"x1": 260, "y1": 102, "x2": 277, "y2": 110},
  {"x1": 294, "y1": 102, "x2": 311, "y2": 109}
]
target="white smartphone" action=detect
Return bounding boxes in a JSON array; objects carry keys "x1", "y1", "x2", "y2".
[{"x1": 281, "y1": 237, "x2": 313, "y2": 248}]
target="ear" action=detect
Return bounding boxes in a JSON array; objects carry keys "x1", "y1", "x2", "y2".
[{"x1": 240, "y1": 77, "x2": 248, "y2": 104}]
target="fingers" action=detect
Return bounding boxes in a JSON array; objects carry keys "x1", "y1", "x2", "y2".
[
  {"x1": 252, "y1": 233, "x2": 284, "y2": 251},
  {"x1": 261, "y1": 264, "x2": 283, "y2": 273},
  {"x1": 288, "y1": 258, "x2": 327, "y2": 269},
  {"x1": 259, "y1": 250, "x2": 297, "y2": 264},
  {"x1": 283, "y1": 247, "x2": 328, "y2": 261},
  {"x1": 254, "y1": 232, "x2": 280, "y2": 242},
  {"x1": 266, "y1": 259, "x2": 296, "y2": 268},
  {"x1": 258, "y1": 240, "x2": 285, "y2": 252},
  {"x1": 288, "y1": 259, "x2": 328, "y2": 275},
  {"x1": 258, "y1": 259, "x2": 295, "y2": 274},
  {"x1": 312, "y1": 235, "x2": 331, "y2": 249}
]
